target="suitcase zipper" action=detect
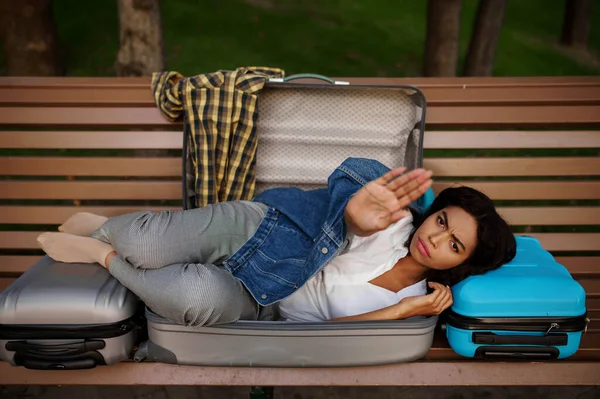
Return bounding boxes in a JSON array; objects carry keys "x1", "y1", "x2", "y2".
[
  {"x1": 0, "y1": 316, "x2": 141, "y2": 340},
  {"x1": 544, "y1": 323, "x2": 560, "y2": 335},
  {"x1": 445, "y1": 310, "x2": 588, "y2": 333}
]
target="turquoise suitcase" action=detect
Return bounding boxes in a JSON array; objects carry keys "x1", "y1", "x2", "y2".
[{"x1": 445, "y1": 236, "x2": 589, "y2": 360}]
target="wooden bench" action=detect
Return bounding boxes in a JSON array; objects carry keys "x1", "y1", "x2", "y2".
[{"x1": 0, "y1": 76, "x2": 599, "y2": 386}]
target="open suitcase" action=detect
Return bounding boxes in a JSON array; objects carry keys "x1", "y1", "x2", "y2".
[
  {"x1": 134, "y1": 74, "x2": 438, "y2": 367},
  {"x1": 0, "y1": 257, "x2": 141, "y2": 370},
  {"x1": 445, "y1": 236, "x2": 588, "y2": 360}
]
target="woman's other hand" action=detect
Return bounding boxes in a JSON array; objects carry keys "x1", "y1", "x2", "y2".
[
  {"x1": 397, "y1": 282, "x2": 453, "y2": 318},
  {"x1": 328, "y1": 282, "x2": 452, "y2": 322},
  {"x1": 344, "y1": 167, "x2": 433, "y2": 237}
]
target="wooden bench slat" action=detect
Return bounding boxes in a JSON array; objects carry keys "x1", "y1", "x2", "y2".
[
  {"x1": 0, "y1": 77, "x2": 152, "y2": 86},
  {"x1": 0, "y1": 87, "x2": 153, "y2": 106},
  {"x1": 2, "y1": 130, "x2": 599, "y2": 150},
  {"x1": 3, "y1": 85, "x2": 600, "y2": 106},
  {"x1": 3, "y1": 76, "x2": 599, "y2": 88},
  {"x1": 432, "y1": 181, "x2": 600, "y2": 200},
  {"x1": 556, "y1": 257, "x2": 600, "y2": 277},
  {"x1": 0, "y1": 107, "x2": 170, "y2": 127},
  {"x1": 0, "y1": 256, "x2": 42, "y2": 273},
  {"x1": 423, "y1": 157, "x2": 600, "y2": 178},
  {"x1": 0, "y1": 277, "x2": 15, "y2": 290},
  {"x1": 0, "y1": 83, "x2": 591, "y2": 102},
  {"x1": 342, "y1": 76, "x2": 600, "y2": 87},
  {"x1": 497, "y1": 207, "x2": 600, "y2": 225},
  {"x1": 2, "y1": 181, "x2": 599, "y2": 200},
  {"x1": 413, "y1": 86, "x2": 600, "y2": 105},
  {"x1": 2, "y1": 205, "x2": 598, "y2": 226},
  {"x1": 4, "y1": 156, "x2": 598, "y2": 178},
  {"x1": 0, "y1": 181, "x2": 182, "y2": 200},
  {"x1": 1, "y1": 157, "x2": 182, "y2": 177},
  {"x1": 1, "y1": 360, "x2": 599, "y2": 386},
  {"x1": 3, "y1": 231, "x2": 599, "y2": 252},
  {"x1": 423, "y1": 130, "x2": 600, "y2": 149},
  {"x1": 3, "y1": 105, "x2": 600, "y2": 127},
  {"x1": 0, "y1": 206, "x2": 176, "y2": 224},
  {"x1": 425, "y1": 157, "x2": 600, "y2": 177},
  {"x1": 577, "y1": 279, "x2": 600, "y2": 296},
  {"x1": 586, "y1": 298, "x2": 600, "y2": 311},
  {"x1": 427, "y1": 105, "x2": 600, "y2": 126},
  {"x1": 3, "y1": 75, "x2": 599, "y2": 87},
  {"x1": 0, "y1": 131, "x2": 182, "y2": 149},
  {"x1": 523, "y1": 234, "x2": 600, "y2": 252}
]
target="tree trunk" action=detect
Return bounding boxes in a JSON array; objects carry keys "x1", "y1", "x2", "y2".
[
  {"x1": 115, "y1": 0, "x2": 165, "y2": 76},
  {"x1": 0, "y1": 0, "x2": 62, "y2": 76},
  {"x1": 561, "y1": 0, "x2": 592, "y2": 48},
  {"x1": 424, "y1": 0, "x2": 462, "y2": 77},
  {"x1": 463, "y1": 0, "x2": 507, "y2": 77}
]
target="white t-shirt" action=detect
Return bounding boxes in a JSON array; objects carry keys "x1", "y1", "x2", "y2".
[{"x1": 278, "y1": 214, "x2": 427, "y2": 322}]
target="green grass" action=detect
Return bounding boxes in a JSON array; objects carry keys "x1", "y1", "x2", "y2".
[{"x1": 1, "y1": 0, "x2": 599, "y2": 76}]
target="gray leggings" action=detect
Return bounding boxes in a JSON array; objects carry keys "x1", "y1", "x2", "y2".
[{"x1": 91, "y1": 200, "x2": 268, "y2": 327}]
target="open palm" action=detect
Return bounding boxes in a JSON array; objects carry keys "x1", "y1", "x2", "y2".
[{"x1": 344, "y1": 167, "x2": 433, "y2": 236}]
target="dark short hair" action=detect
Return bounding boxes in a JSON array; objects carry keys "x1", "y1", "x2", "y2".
[{"x1": 409, "y1": 186, "x2": 517, "y2": 287}]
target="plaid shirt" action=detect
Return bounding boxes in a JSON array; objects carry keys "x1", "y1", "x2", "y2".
[{"x1": 152, "y1": 67, "x2": 285, "y2": 207}]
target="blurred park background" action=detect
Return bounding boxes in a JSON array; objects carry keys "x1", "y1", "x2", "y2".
[{"x1": 0, "y1": 0, "x2": 598, "y2": 78}]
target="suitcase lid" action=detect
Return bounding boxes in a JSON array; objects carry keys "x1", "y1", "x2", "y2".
[
  {"x1": 0, "y1": 257, "x2": 138, "y2": 325},
  {"x1": 183, "y1": 74, "x2": 427, "y2": 209},
  {"x1": 450, "y1": 236, "x2": 587, "y2": 318},
  {"x1": 256, "y1": 80, "x2": 425, "y2": 191}
]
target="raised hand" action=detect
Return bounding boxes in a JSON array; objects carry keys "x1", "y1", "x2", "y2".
[{"x1": 344, "y1": 167, "x2": 433, "y2": 237}]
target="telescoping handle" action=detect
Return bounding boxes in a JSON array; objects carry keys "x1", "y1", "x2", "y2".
[{"x1": 270, "y1": 73, "x2": 350, "y2": 85}]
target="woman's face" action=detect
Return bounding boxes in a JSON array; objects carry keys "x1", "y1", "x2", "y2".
[{"x1": 409, "y1": 206, "x2": 478, "y2": 270}]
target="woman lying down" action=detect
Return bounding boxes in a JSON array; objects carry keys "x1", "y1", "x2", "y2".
[{"x1": 37, "y1": 157, "x2": 516, "y2": 325}]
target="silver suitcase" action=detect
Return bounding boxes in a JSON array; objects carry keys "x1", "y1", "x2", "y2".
[
  {"x1": 0, "y1": 257, "x2": 141, "y2": 370},
  {"x1": 136, "y1": 309, "x2": 437, "y2": 367},
  {"x1": 138, "y1": 75, "x2": 437, "y2": 367}
]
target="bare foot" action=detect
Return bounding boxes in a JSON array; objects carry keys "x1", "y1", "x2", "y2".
[
  {"x1": 58, "y1": 212, "x2": 108, "y2": 236},
  {"x1": 37, "y1": 232, "x2": 114, "y2": 267}
]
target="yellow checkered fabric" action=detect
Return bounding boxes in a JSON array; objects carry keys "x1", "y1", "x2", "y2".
[{"x1": 152, "y1": 66, "x2": 285, "y2": 207}]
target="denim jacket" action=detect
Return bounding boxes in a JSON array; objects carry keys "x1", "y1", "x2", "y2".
[{"x1": 225, "y1": 157, "x2": 433, "y2": 306}]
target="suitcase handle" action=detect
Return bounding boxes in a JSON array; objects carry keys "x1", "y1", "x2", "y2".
[
  {"x1": 472, "y1": 332, "x2": 568, "y2": 346},
  {"x1": 6, "y1": 340, "x2": 106, "y2": 357},
  {"x1": 475, "y1": 346, "x2": 560, "y2": 360},
  {"x1": 283, "y1": 74, "x2": 335, "y2": 84},
  {"x1": 20, "y1": 357, "x2": 98, "y2": 370}
]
